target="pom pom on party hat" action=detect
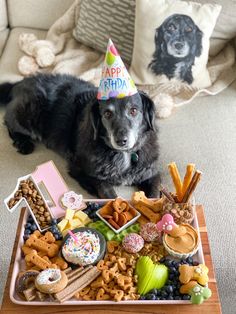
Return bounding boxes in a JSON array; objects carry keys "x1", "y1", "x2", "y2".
[{"x1": 97, "y1": 39, "x2": 138, "y2": 100}]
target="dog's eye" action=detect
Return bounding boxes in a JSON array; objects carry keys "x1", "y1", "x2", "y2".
[
  {"x1": 130, "y1": 108, "x2": 137, "y2": 116},
  {"x1": 104, "y1": 110, "x2": 113, "y2": 119},
  {"x1": 186, "y1": 27, "x2": 192, "y2": 32}
]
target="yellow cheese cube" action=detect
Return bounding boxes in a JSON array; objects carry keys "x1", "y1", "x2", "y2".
[
  {"x1": 57, "y1": 219, "x2": 69, "y2": 232},
  {"x1": 68, "y1": 219, "x2": 83, "y2": 229},
  {"x1": 65, "y1": 208, "x2": 75, "y2": 220},
  {"x1": 62, "y1": 229, "x2": 69, "y2": 237},
  {"x1": 83, "y1": 217, "x2": 92, "y2": 225},
  {"x1": 74, "y1": 210, "x2": 88, "y2": 222}
]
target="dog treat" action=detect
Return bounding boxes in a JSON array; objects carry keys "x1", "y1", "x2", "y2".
[
  {"x1": 25, "y1": 250, "x2": 57, "y2": 270},
  {"x1": 132, "y1": 191, "x2": 163, "y2": 212},
  {"x1": 181, "y1": 164, "x2": 195, "y2": 199},
  {"x1": 134, "y1": 203, "x2": 161, "y2": 223},
  {"x1": 26, "y1": 233, "x2": 59, "y2": 257},
  {"x1": 182, "y1": 170, "x2": 202, "y2": 203},
  {"x1": 8, "y1": 179, "x2": 52, "y2": 230},
  {"x1": 35, "y1": 269, "x2": 68, "y2": 294},
  {"x1": 122, "y1": 233, "x2": 144, "y2": 254},
  {"x1": 160, "y1": 186, "x2": 175, "y2": 203},
  {"x1": 189, "y1": 284, "x2": 212, "y2": 305},
  {"x1": 60, "y1": 191, "x2": 86, "y2": 210},
  {"x1": 67, "y1": 267, "x2": 91, "y2": 284},
  {"x1": 140, "y1": 222, "x2": 160, "y2": 242},
  {"x1": 168, "y1": 162, "x2": 183, "y2": 202},
  {"x1": 180, "y1": 280, "x2": 198, "y2": 294},
  {"x1": 161, "y1": 200, "x2": 194, "y2": 225},
  {"x1": 50, "y1": 257, "x2": 68, "y2": 270},
  {"x1": 15, "y1": 270, "x2": 39, "y2": 299},
  {"x1": 179, "y1": 264, "x2": 209, "y2": 286},
  {"x1": 55, "y1": 266, "x2": 101, "y2": 303},
  {"x1": 35, "y1": 290, "x2": 47, "y2": 301},
  {"x1": 98, "y1": 198, "x2": 138, "y2": 230},
  {"x1": 23, "y1": 285, "x2": 37, "y2": 301}
]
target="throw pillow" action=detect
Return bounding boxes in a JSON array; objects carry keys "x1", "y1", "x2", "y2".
[
  {"x1": 73, "y1": 0, "x2": 135, "y2": 64},
  {"x1": 130, "y1": 0, "x2": 222, "y2": 88}
]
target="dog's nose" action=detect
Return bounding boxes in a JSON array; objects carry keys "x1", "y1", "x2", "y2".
[
  {"x1": 116, "y1": 137, "x2": 128, "y2": 147},
  {"x1": 174, "y1": 42, "x2": 184, "y2": 50}
]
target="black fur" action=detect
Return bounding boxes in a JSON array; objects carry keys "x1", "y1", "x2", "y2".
[
  {"x1": 0, "y1": 73, "x2": 160, "y2": 198},
  {"x1": 149, "y1": 14, "x2": 203, "y2": 84}
]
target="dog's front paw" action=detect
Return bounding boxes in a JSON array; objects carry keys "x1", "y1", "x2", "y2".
[{"x1": 14, "y1": 140, "x2": 35, "y2": 155}]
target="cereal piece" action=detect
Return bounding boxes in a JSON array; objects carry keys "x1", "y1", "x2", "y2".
[
  {"x1": 113, "y1": 212, "x2": 119, "y2": 222},
  {"x1": 113, "y1": 198, "x2": 128, "y2": 214},
  {"x1": 79, "y1": 286, "x2": 90, "y2": 296},
  {"x1": 96, "y1": 288, "x2": 110, "y2": 300},
  {"x1": 91, "y1": 276, "x2": 105, "y2": 289},
  {"x1": 117, "y1": 213, "x2": 127, "y2": 226},
  {"x1": 99, "y1": 201, "x2": 113, "y2": 216},
  {"x1": 110, "y1": 289, "x2": 124, "y2": 302},
  {"x1": 107, "y1": 241, "x2": 119, "y2": 253},
  {"x1": 102, "y1": 270, "x2": 114, "y2": 283},
  {"x1": 117, "y1": 258, "x2": 127, "y2": 271},
  {"x1": 97, "y1": 260, "x2": 108, "y2": 271}
]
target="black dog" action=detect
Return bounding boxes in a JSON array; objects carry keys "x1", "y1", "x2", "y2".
[
  {"x1": 148, "y1": 14, "x2": 203, "y2": 84},
  {"x1": 0, "y1": 74, "x2": 160, "y2": 198}
]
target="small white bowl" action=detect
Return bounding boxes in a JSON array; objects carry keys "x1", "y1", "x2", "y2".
[{"x1": 96, "y1": 203, "x2": 141, "y2": 234}]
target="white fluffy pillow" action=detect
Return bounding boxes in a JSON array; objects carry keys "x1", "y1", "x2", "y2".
[{"x1": 130, "y1": 0, "x2": 221, "y2": 89}]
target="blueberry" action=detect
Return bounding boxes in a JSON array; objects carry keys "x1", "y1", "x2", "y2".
[
  {"x1": 155, "y1": 290, "x2": 161, "y2": 296},
  {"x1": 165, "y1": 259, "x2": 172, "y2": 267},
  {"x1": 30, "y1": 224, "x2": 37, "y2": 231},
  {"x1": 149, "y1": 289, "x2": 158, "y2": 295},
  {"x1": 161, "y1": 290, "x2": 168, "y2": 298},
  {"x1": 50, "y1": 226, "x2": 58, "y2": 233},
  {"x1": 155, "y1": 296, "x2": 161, "y2": 300},
  {"x1": 160, "y1": 297, "x2": 166, "y2": 300},
  {"x1": 23, "y1": 235, "x2": 29, "y2": 241},
  {"x1": 146, "y1": 294, "x2": 156, "y2": 300},
  {"x1": 51, "y1": 218, "x2": 57, "y2": 225},
  {"x1": 166, "y1": 285, "x2": 174, "y2": 294},
  {"x1": 93, "y1": 203, "x2": 100, "y2": 210},
  {"x1": 168, "y1": 295, "x2": 174, "y2": 300},
  {"x1": 182, "y1": 294, "x2": 191, "y2": 300},
  {"x1": 25, "y1": 223, "x2": 32, "y2": 229},
  {"x1": 159, "y1": 257, "x2": 166, "y2": 263},
  {"x1": 139, "y1": 295, "x2": 146, "y2": 300},
  {"x1": 174, "y1": 296, "x2": 181, "y2": 300},
  {"x1": 27, "y1": 216, "x2": 34, "y2": 223},
  {"x1": 169, "y1": 266, "x2": 177, "y2": 274},
  {"x1": 54, "y1": 233, "x2": 60, "y2": 240},
  {"x1": 24, "y1": 228, "x2": 31, "y2": 235},
  {"x1": 169, "y1": 273, "x2": 175, "y2": 281},
  {"x1": 186, "y1": 257, "x2": 193, "y2": 264}
]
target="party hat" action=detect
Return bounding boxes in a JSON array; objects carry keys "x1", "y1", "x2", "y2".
[{"x1": 97, "y1": 39, "x2": 138, "y2": 100}]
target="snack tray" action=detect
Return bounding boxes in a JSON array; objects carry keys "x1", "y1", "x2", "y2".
[{"x1": 10, "y1": 199, "x2": 204, "y2": 305}]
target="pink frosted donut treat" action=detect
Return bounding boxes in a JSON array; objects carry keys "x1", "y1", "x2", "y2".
[{"x1": 60, "y1": 191, "x2": 84, "y2": 210}]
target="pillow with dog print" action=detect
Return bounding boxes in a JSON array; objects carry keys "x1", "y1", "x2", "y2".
[{"x1": 130, "y1": 0, "x2": 221, "y2": 89}]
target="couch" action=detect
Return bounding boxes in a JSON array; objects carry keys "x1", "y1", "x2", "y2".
[{"x1": 0, "y1": 1, "x2": 236, "y2": 313}]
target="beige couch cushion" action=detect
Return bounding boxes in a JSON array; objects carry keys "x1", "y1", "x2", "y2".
[
  {"x1": 7, "y1": 0, "x2": 74, "y2": 30},
  {"x1": 0, "y1": 29, "x2": 9, "y2": 56},
  {"x1": 0, "y1": 27, "x2": 47, "y2": 82},
  {"x1": 0, "y1": 0, "x2": 8, "y2": 31}
]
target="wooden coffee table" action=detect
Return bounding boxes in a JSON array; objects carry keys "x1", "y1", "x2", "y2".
[{"x1": 1, "y1": 205, "x2": 222, "y2": 314}]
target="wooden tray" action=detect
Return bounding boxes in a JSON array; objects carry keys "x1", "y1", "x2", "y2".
[{"x1": 9, "y1": 199, "x2": 206, "y2": 306}]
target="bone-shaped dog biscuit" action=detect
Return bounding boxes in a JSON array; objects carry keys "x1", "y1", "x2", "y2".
[
  {"x1": 25, "y1": 250, "x2": 57, "y2": 270},
  {"x1": 26, "y1": 234, "x2": 59, "y2": 257},
  {"x1": 40, "y1": 231, "x2": 56, "y2": 243}
]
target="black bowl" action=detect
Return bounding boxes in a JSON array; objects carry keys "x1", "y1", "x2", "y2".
[{"x1": 61, "y1": 227, "x2": 106, "y2": 266}]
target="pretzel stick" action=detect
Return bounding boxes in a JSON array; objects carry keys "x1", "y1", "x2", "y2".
[
  {"x1": 182, "y1": 170, "x2": 202, "y2": 203},
  {"x1": 181, "y1": 163, "x2": 195, "y2": 200},
  {"x1": 168, "y1": 162, "x2": 183, "y2": 202}
]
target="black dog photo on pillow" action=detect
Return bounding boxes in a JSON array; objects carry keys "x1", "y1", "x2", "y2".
[
  {"x1": 130, "y1": 0, "x2": 221, "y2": 88},
  {"x1": 148, "y1": 14, "x2": 203, "y2": 85}
]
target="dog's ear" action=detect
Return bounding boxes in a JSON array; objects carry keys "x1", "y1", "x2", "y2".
[
  {"x1": 139, "y1": 91, "x2": 156, "y2": 131},
  {"x1": 194, "y1": 27, "x2": 203, "y2": 57},
  {"x1": 90, "y1": 101, "x2": 101, "y2": 140}
]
